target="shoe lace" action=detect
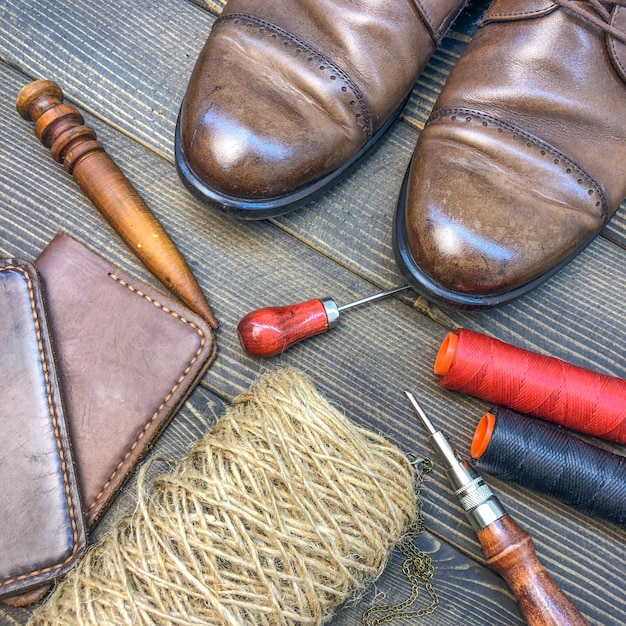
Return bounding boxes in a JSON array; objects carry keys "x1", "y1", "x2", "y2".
[{"x1": 553, "y1": 0, "x2": 626, "y2": 44}]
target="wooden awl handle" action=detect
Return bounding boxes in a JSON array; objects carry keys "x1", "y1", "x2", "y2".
[{"x1": 477, "y1": 514, "x2": 588, "y2": 626}]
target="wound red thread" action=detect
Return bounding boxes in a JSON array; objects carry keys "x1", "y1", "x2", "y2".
[{"x1": 436, "y1": 328, "x2": 626, "y2": 444}]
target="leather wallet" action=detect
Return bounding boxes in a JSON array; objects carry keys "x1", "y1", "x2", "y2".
[
  {"x1": 3, "y1": 234, "x2": 216, "y2": 608},
  {"x1": 34, "y1": 233, "x2": 217, "y2": 527},
  {"x1": 0, "y1": 258, "x2": 87, "y2": 601}
]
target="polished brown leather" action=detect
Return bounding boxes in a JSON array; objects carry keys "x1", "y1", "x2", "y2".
[
  {"x1": 34, "y1": 233, "x2": 216, "y2": 525},
  {"x1": 179, "y1": 0, "x2": 466, "y2": 204},
  {"x1": 0, "y1": 259, "x2": 86, "y2": 601},
  {"x1": 400, "y1": 0, "x2": 626, "y2": 305}
]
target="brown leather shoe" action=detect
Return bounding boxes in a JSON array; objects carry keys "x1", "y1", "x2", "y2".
[
  {"x1": 176, "y1": 0, "x2": 466, "y2": 218},
  {"x1": 394, "y1": 0, "x2": 626, "y2": 308}
]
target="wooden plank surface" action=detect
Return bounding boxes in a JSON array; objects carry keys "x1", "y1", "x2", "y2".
[{"x1": 1, "y1": 0, "x2": 625, "y2": 624}]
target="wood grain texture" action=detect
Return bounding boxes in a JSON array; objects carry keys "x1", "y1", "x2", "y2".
[
  {"x1": 0, "y1": 59, "x2": 541, "y2": 626},
  {"x1": 1, "y1": 0, "x2": 625, "y2": 623},
  {"x1": 190, "y1": 0, "x2": 226, "y2": 15},
  {"x1": 15, "y1": 79, "x2": 217, "y2": 327},
  {"x1": 476, "y1": 515, "x2": 588, "y2": 626}
]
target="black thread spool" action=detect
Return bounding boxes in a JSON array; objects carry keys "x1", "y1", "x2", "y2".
[{"x1": 470, "y1": 407, "x2": 626, "y2": 527}]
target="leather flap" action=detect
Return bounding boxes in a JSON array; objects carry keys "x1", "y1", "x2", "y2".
[
  {"x1": 35, "y1": 233, "x2": 216, "y2": 526},
  {"x1": 483, "y1": 0, "x2": 558, "y2": 23},
  {"x1": 411, "y1": 0, "x2": 467, "y2": 43}
]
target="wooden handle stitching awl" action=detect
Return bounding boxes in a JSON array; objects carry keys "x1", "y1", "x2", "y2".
[
  {"x1": 405, "y1": 392, "x2": 589, "y2": 626},
  {"x1": 237, "y1": 285, "x2": 410, "y2": 358}
]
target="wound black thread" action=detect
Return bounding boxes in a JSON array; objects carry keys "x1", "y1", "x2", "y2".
[{"x1": 473, "y1": 407, "x2": 626, "y2": 527}]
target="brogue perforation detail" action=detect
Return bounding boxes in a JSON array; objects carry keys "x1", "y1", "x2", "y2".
[
  {"x1": 217, "y1": 13, "x2": 374, "y2": 140},
  {"x1": 430, "y1": 108, "x2": 609, "y2": 220}
]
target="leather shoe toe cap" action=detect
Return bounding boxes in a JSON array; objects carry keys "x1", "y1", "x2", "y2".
[
  {"x1": 403, "y1": 112, "x2": 605, "y2": 299},
  {"x1": 178, "y1": 17, "x2": 365, "y2": 203}
]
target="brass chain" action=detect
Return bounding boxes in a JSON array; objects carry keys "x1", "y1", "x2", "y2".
[{"x1": 362, "y1": 456, "x2": 438, "y2": 626}]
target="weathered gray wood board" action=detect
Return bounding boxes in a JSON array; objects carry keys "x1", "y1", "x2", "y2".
[{"x1": 1, "y1": 0, "x2": 624, "y2": 624}]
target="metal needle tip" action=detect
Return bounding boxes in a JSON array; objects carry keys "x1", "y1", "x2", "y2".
[
  {"x1": 337, "y1": 285, "x2": 410, "y2": 312},
  {"x1": 404, "y1": 391, "x2": 438, "y2": 436}
]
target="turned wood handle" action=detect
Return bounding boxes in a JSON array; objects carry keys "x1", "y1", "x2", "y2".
[
  {"x1": 477, "y1": 514, "x2": 588, "y2": 626},
  {"x1": 16, "y1": 79, "x2": 217, "y2": 329},
  {"x1": 237, "y1": 299, "x2": 329, "y2": 357}
]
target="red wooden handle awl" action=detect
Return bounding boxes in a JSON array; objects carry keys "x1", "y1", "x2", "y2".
[{"x1": 237, "y1": 299, "x2": 330, "y2": 358}]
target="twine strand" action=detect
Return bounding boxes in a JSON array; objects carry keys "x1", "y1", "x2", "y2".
[{"x1": 28, "y1": 368, "x2": 419, "y2": 626}]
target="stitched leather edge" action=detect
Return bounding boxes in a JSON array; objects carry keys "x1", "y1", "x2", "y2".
[
  {"x1": 86, "y1": 273, "x2": 211, "y2": 515},
  {"x1": 483, "y1": 0, "x2": 559, "y2": 24},
  {"x1": 428, "y1": 108, "x2": 609, "y2": 221},
  {"x1": 215, "y1": 13, "x2": 374, "y2": 140},
  {"x1": 0, "y1": 264, "x2": 80, "y2": 589},
  {"x1": 608, "y1": 7, "x2": 626, "y2": 84},
  {"x1": 411, "y1": 0, "x2": 438, "y2": 42},
  {"x1": 410, "y1": 0, "x2": 465, "y2": 44}
]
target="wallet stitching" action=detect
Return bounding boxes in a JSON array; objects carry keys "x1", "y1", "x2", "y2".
[
  {"x1": 0, "y1": 266, "x2": 80, "y2": 589},
  {"x1": 87, "y1": 274, "x2": 209, "y2": 513}
]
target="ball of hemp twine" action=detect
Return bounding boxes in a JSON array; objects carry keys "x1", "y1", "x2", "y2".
[{"x1": 29, "y1": 368, "x2": 418, "y2": 626}]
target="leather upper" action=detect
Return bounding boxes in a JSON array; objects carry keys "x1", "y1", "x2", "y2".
[
  {"x1": 403, "y1": 0, "x2": 626, "y2": 297},
  {"x1": 179, "y1": 0, "x2": 466, "y2": 200}
]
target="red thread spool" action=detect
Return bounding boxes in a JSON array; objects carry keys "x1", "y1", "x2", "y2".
[{"x1": 434, "y1": 329, "x2": 626, "y2": 444}]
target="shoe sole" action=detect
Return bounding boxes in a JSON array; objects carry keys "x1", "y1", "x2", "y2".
[
  {"x1": 392, "y1": 161, "x2": 604, "y2": 310},
  {"x1": 174, "y1": 96, "x2": 410, "y2": 220}
]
